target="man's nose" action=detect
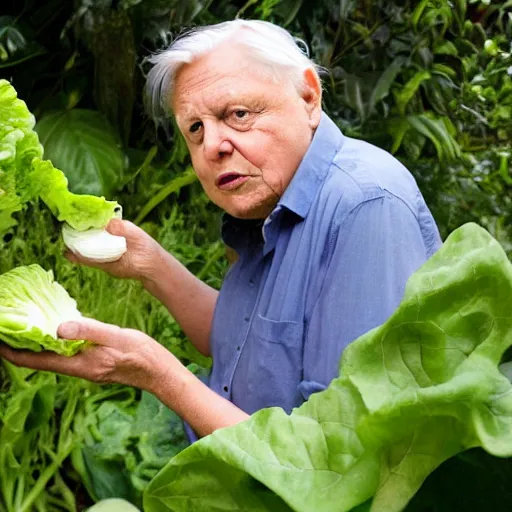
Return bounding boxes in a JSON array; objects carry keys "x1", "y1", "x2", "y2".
[{"x1": 203, "y1": 123, "x2": 234, "y2": 160}]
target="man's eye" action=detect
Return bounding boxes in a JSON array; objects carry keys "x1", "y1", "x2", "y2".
[
  {"x1": 233, "y1": 110, "x2": 248, "y2": 119},
  {"x1": 190, "y1": 121, "x2": 202, "y2": 133}
]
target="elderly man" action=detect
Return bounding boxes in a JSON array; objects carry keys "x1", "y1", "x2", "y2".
[{"x1": 0, "y1": 20, "x2": 441, "y2": 440}]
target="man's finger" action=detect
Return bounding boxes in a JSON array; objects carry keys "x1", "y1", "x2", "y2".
[
  {"x1": 106, "y1": 218, "x2": 131, "y2": 237},
  {"x1": 64, "y1": 248, "x2": 110, "y2": 269},
  {"x1": 58, "y1": 317, "x2": 123, "y2": 346},
  {"x1": 64, "y1": 249, "x2": 78, "y2": 263},
  {"x1": 0, "y1": 343, "x2": 87, "y2": 375}
]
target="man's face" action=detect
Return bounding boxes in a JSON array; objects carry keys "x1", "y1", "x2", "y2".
[{"x1": 172, "y1": 44, "x2": 321, "y2": 219}]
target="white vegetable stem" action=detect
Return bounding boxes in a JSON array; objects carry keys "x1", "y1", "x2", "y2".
[{"x1": 62, "y1": 223, "x2": 127, "y2": 263}]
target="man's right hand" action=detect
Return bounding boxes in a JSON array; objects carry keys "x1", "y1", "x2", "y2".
[{"x1": 65, "y1": 219, "x2": 163, "y2": 283}]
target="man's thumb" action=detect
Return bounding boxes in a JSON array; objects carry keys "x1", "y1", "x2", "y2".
[
  {"x1": 58, "y1": 321, "x2": 80, "y2": 339},
  {"x1": 105, "y1": 218, "x2": 126, "y2": 236}
]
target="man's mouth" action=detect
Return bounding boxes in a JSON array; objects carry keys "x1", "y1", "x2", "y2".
[{"x1": 216, "y1": 172, "x2": 249, "y2": 190}]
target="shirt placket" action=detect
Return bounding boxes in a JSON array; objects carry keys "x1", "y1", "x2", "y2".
[{"x1": 221, "y1": 253, "x2": 266, "y2": 399}]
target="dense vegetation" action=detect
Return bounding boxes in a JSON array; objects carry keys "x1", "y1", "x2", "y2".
[{"x1": 0, "y1": 0, "x2": 511, "y2": 510}]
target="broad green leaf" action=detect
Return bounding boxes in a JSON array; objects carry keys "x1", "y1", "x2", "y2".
[
  {"x1": 35, "y1": 109, "x2": 125, "y2": 197},
  {"x1": 388, "y1": 118, "x2": 410, "y2": 154},
  {"x1": 1, "y1": 384, "x2": 40, "y2": 444},
  {"x1": 395, "y1": 71, "x2": 431, "y2": 116},
  {"x1": 81, "y1": 448, "x2": 138, "y2": 502},
  {"x1": 131, "y1": 392, "x2": 188, "y2": 462},
  {"x1": 406, "y1": 114, "x2": 460, "y2": 160},
  {"x1": 368, "y1": 56, "x2": 407, "y2": 115},
  {"x1": 144, "y1": 224, "x2": 512, "y2": 512}
]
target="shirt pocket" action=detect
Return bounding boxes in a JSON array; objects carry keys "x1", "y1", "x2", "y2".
[
  {"x1": 243, "y1": 314, "x2": 304, "y2": 413},
  {"x1": 253, "y1": 313, "x2": 302, "y2": 347}
]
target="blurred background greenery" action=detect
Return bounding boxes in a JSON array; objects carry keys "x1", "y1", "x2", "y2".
[{"x1": 0, "y1": 0, "x2": 511, "y2": 510}]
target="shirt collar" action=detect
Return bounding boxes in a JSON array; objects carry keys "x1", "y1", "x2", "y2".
[
  {"x1": 221, "y1": 112, "x2": 344, "y2": 255},
  {"x1": 276, "y1": 112, "x2": 344, "y2": 220}
]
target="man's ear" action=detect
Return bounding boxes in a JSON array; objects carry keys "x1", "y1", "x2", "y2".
[{"x1": 301, "y1": 67, "x2": 322, "y2": 129}]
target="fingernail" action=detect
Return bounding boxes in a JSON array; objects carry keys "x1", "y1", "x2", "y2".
[{"x1": 58, "y1": 322, "x2": 79, "y2": 339}]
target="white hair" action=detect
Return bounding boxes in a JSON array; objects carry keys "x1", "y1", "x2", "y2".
[{"x1": 144, "y1": 19, "x2": 323, "y2": 126}]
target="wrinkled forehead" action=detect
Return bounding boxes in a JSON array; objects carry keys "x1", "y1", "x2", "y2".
[{"x1": 171, "y1": 43, "x2": 285, "y2": 112}]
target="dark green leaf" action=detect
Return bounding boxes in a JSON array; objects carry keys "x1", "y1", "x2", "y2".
[
  {"x1": 35, "y1": 109, "x2": 125, "y2": 197},
  {"x1": 395, "y1": 71, "x2": 432, "y2": 116},
  {"x1": 368, "y1": 56, "x2": 407, "y2": 115}
]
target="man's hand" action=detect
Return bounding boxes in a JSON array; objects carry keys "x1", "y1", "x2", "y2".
[
  {"x1": 0, "y1": 318, "x2": 250, "y2": 438},
  {"x1": 65, "y1": 217, "x2": 216, "y2": 360},
  {"x1": 0, "y1": 318, "x2": 182, "y2": 393},
  {"x1": 65, "y1": 219, "x2": 164, "y2": 284}
]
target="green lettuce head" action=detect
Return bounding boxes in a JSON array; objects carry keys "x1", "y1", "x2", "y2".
[
  {"x1": 0, "y1": 79, "x2": 43, "y2": 233},
  {"x1": 0, "y1": 79, "x2": 122, "y2": 234},
  {"x1": 0, "y1": 264, "x2": 86, "y2": 356}
]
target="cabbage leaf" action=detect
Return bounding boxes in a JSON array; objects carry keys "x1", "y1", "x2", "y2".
[
  {"x1": 144, "y1": 223, "x2": 512, "y2": 512},
  {"x1": 0, "y1": 264, "x2": 86, "y2": 355},
  {"x1": 30, "y1": 158, "x2": 120, "y2": 231},
  {"x1": 0, "y1": 79, "x2": 120, "y2": 234},
  {"x1": 0, "y1": 79, "x2": 42, "y2": 233}
]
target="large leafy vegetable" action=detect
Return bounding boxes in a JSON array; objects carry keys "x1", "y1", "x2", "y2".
[
  {"x1": 0, "y1": 79, "x2": 121, "y2": 234},
  {"x1": 144, "y1": 223, "x2": 512, "y2": 512},
  {"x1": 0, "y1": 79, "x2": 42, "y2": 233},
  {"x1": 0, "y1": 264, "x2": 85, "y2": 355}
]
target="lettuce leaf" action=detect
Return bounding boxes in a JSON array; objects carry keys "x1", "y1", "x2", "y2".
[
  {"x1": 0, "y1": 79, "x2": 42, "y2": 233},
  {"x1": 31, "y1": 158, "x2": 121, "y2": 231},
  {"x1": 0, "y1": 264, "x2": 86, "y2": 356},
  {"x1": 0, "y1": 79, "x2": 120, "y2": 234},
  {"x1": 144, "y1": 223, "x2": 512, "y2": 512}
]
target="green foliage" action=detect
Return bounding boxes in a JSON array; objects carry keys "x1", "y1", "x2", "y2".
[
  {"x1": 0, "y1": 0, "x2": 511, "y2": 509},
  {"x1": 72, "y1": 389, "x2": 189, "y2": 506},
  {"x1": 0, "y1": 370, "x2": 82, "y2": 512},
  {"x1": 0, "y1": 200, "x2": 220, "y2": 509}
]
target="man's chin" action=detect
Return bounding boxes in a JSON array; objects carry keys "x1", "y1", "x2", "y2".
[{"x1": 223, "y1": 200, "x2": 277, "y2": 220}]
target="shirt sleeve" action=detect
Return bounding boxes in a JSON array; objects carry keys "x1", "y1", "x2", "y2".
[{"x1": 299, "y1": 192, "x2": 436, "y2": 401}]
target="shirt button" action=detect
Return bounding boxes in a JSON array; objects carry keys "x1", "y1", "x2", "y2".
[
  {"x1": 249, "y1": 279, "x2": 255, "y2": 287},
  {"x1": 223, "y1": 386, "x2": 229, "y2": 392},
  {"x1": 236, "y1": 346, "x2": 241, "y2": 351},
  {"x1": 244, "y1": 316, "x2": 250, "y2": 322}
]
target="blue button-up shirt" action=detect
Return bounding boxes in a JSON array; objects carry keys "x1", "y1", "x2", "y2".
[{"x1": 207, "y1": 112, "x2": 441, "y2": 417}]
